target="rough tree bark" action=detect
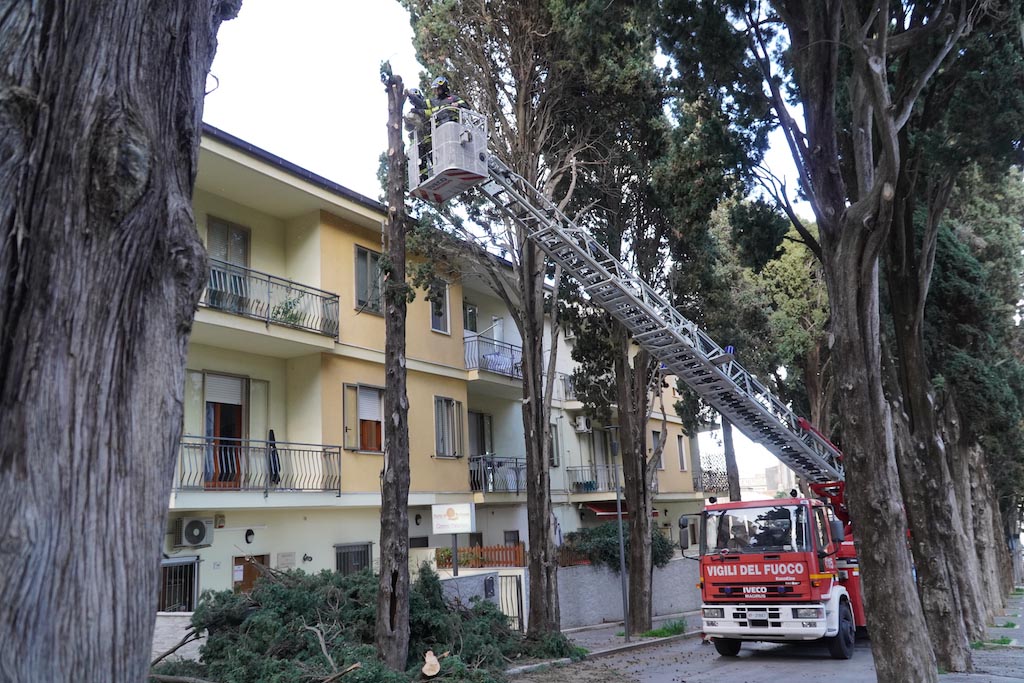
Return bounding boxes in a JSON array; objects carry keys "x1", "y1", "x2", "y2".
[
  {"x1": 376, "y1": 66, "x2": 412, "y2": 671},
  {"x1": 0, "y1": 2, "x2": 240, "y2": 681},
  {"x1": 614, "y1": 335, "x2": 654, "y2": 634},
  {"x1": 521, "y1": 240, "x2": 560, "y2": 638},
  {"x1": 887, "y1": 265, "x2": 983, "y2": 669}
]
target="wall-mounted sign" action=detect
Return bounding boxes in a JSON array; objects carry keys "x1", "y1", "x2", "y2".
[{"x1": 431, "y1": 503, "x2": 476, "y2": 535}]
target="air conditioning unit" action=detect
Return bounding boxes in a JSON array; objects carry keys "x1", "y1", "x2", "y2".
[
  {"x1": 174, "y1": 517, "x2": 214, "y2": 548},
  {"x1": 574, "y1": 415, "x2": 592, "y2": 433}
]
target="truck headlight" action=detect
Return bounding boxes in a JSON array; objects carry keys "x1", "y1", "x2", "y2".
[
  {"x1": 793, "y1": 607, "x2": 824, "y2": 619},
  {"x1": 703, "y1": 608, "x2": 725, "y2": 619}
]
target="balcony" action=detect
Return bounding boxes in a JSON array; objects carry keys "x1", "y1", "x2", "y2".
[
  {"x1": 567, "y1": 464, "x2": 660, "y2": 495},
  {"x1": 464, "y1": 335, "x2": 523, "y2": 379},
  {"x1": 200, "y1": 259, "x2": 340, "y2": 338},
  {"x1": 469, "y1": 454, "x2": 526, "y2": 494},
  {"x1": 175, "y1": 436, "x2": 341, "y2": 493},
  {"x1": 567, "y1": 464, "x2": 619, "y2": 493}
]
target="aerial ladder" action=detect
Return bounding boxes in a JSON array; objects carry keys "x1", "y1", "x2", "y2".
[{"x1": 407, "y1": 107, "x2": 845, "y2": 491}]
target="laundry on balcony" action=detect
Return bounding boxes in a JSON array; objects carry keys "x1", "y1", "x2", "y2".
[{"x1": 481, "y1": 352, "x2": 516, "y2": 375}]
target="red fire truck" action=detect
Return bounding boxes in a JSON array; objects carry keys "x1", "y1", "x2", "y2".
[{"x1": 681, "y1": 481, "x2": 864, "y2": 659}]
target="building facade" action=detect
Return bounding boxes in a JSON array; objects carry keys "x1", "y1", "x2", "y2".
[{"x1": 160, "y1": 126, "x2": 705, "y2": 613}]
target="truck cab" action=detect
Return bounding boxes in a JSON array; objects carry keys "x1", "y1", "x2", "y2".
[{"x1": 689, "y1": 496, "x2": 863, "y2": 659}]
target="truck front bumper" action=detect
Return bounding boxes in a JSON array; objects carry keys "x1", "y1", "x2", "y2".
[{"x1": 701, "y1": 603, "x2": 828, "y2": 641}]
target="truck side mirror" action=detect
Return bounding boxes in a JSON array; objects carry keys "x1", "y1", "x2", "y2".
[
  {"x1": 830, "y1": 519, "x2": 846, "y2": 544},
  {"x1": 678, "y1": 515, "x2": 690, "y2": 550}
]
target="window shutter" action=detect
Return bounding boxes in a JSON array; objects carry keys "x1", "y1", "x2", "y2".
[
  {"x1": 207, "y1": 219, "x2": 228, "y2": 262},
  {"x1": 205, "y1": 375, "x2": 243, "y2": 405},
  {"x1": 358, "y1": 387, "x2": 381, "y2": 421}
]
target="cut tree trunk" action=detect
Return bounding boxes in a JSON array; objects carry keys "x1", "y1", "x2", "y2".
[
  {"x1": 375, "y1": 70, "x2": 412, "y2": 671},
  {"x1": 0, "y1": 2, "x2": 239, "y2": 681}
]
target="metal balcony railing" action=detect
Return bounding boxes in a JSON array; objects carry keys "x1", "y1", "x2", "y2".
[
  {"x1": 200, "y1": 259, "x2": 340, "y2": 338},
  {"x1": 175, "y1": 436, "x2": 342, "y2": 493},
  {"x1": 464, "y1": 335, "x2": 523, "y2": 379},
  {"x1": 566, "y1": 464, "x2": 622, "y2": 493},
  {"x1": 469, "y1": 454, "x2": 527, "y2": 493}
]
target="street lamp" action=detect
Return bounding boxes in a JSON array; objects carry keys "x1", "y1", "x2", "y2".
[{"x1": 607, "y1": 425, "x2": 630, "y2": 642}]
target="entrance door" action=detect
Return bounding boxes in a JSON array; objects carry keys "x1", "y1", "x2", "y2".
[{"x1": 232, "y1": 555, "x2": 269, "y2": 593}]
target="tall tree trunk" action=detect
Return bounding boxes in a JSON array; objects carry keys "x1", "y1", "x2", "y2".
[
  {"x1": 822, "y1": 235, "x2": 937, "y2": 682},
  {"x1": 0, "y1": 2, "x2": 239, "y2": 681},
  {"x1": 522, "y1": 241, "x2": 559, "y2": 637},
  {"x1": 722, "y1": 418, "x2": 741, "y2": 502},
  {"x1": 886, "y1": 180, "x2": 983, "y2": 668},
  {"x1": 964, "y1": 442, "x2": 1007, "y2": 619},
  {"x1": 616, "y1": 336, "x2": 653, "y2": 634},
  {"x1": 376, "y1": 69, "x2": 412, "y2": 670}
]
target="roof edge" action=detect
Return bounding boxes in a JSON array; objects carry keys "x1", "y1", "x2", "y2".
[{"x1": 201, "y1": 123, "x2": 386, "y2": 215}]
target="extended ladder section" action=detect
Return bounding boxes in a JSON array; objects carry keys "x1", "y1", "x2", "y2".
[{"x1": 475, "y1": 156, "x2": 844, "y2": 485}]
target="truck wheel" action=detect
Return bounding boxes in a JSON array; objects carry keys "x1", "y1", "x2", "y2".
[
  {"x1": 713, "y1": 638, "x2": 741, "y2": 657},
  {"x1": 827, "y1": 601, "x2": 856, "y2": 660}
]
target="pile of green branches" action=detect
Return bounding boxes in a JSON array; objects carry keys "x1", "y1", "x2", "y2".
[{"x1": 150, "y1": 564, "x2": 581, "y2": 683}]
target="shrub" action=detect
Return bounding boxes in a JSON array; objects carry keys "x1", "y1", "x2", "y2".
[{"x1": 563, "y1": 521, "x2": 676, "y2": 571}]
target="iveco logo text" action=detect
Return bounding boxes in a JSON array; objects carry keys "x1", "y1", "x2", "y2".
[
  {"x1": 706, "y1": 563, "x2": 805, "y2": 577},
  {"x1": 743, "y1": 586, "x2": 768, "y2": 594}
]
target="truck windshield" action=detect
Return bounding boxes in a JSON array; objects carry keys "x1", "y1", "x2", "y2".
[{"x1": 704, "y1": 504, "x2": 810, "y2": 554}]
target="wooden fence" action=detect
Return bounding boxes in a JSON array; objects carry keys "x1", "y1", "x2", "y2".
[
  {"x1": 435, "y1": 542, "x2": 526, "y2": 568},
  {"x1": 557, "y1": 546, "x2": 592, "y2": 567}
]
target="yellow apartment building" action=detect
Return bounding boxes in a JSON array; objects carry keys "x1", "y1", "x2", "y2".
[{"x1": 159, "y1": 125, "x2": 706, "y2": 613}]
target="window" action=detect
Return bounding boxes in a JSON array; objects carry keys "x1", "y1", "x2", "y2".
[
  {"x1": 504, "y1": 530, "x2": 521, "y2": 546},
  {"x1": 158, "y1": 557, "x2": 198, "y2": 612},
  {"x1": 463, "y1": 301, "x2": 478, "y2": 332},
  {"x1": 677, "y1": 434, "x2": 688, "y2": 471},
  {"x1": 651, "y1": 431, "x2": 664, "y2": 469},
  {"x1": 207, "y1": 216, "x2": 250, "y2": 267},
  {"x1": 548, "y1": 424, "x2": 560, "y2": 468},
  {"x1": 206, "y1": 217, "x2": 250, "y2": 313},
  {"x1": 430, "y1": 281, "x2": 450, "y2": 333},
  {"x1": 468, "y1": 411, "x2": 493, "y2": 456},
  {"x1": 204, "y1": 373, "x2": 247, "y2": 488},
  {"x1": 355, "y1": 246, "x2": 382, "y2": 313},
  {"x1": 343, "y1": 384, "x2": 384, "y2": 451},
  {"x1": 409, "y1": 536, "x2": 430, "y2": 549},
  {"x1": 335, "y1": 542, "x2": 372, "y2": 576},
  {"x1": 434, "y1": 397, "x2": 464, "y2": 457}
]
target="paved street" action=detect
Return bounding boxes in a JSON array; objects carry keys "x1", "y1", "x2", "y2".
[
  {"x1": 511, "y1": 592, "x2": 1024, "y2": 682},
  {"x1": 513, "y1": 636, "x2": 1024, "y2": 682}
]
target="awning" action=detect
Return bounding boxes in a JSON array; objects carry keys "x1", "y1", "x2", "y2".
[{"x1": 581, "y1": 501, "x2": 659, "y2": 519}]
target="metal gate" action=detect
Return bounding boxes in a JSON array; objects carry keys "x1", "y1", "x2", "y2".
[{"x1": 499, "y1": 574, "x2": 524, "y2": 632}]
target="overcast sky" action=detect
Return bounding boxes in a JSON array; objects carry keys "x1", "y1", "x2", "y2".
[{"x1": 203, "y1": 0, "x2": 424, "y2": 201}]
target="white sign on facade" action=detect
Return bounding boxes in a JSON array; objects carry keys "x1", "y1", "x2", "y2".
[{"x1": 431, "y1": 503, "x2": 476, "y2": 535}]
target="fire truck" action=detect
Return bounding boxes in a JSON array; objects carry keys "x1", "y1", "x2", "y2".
[
  {"x1": 410, "y1": 105, "x2": 865, "y2": 660},
  {"x1": 680, "y1": 480, "x2": 863, "y2": 658}
]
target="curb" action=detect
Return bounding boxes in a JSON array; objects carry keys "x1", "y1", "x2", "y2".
[
  {"x1": 506, "y1": 629, "x2": 703, "y2": 677},
  {"x1": 584, "y1": 629, "x2": 703, "y2": 659}
]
